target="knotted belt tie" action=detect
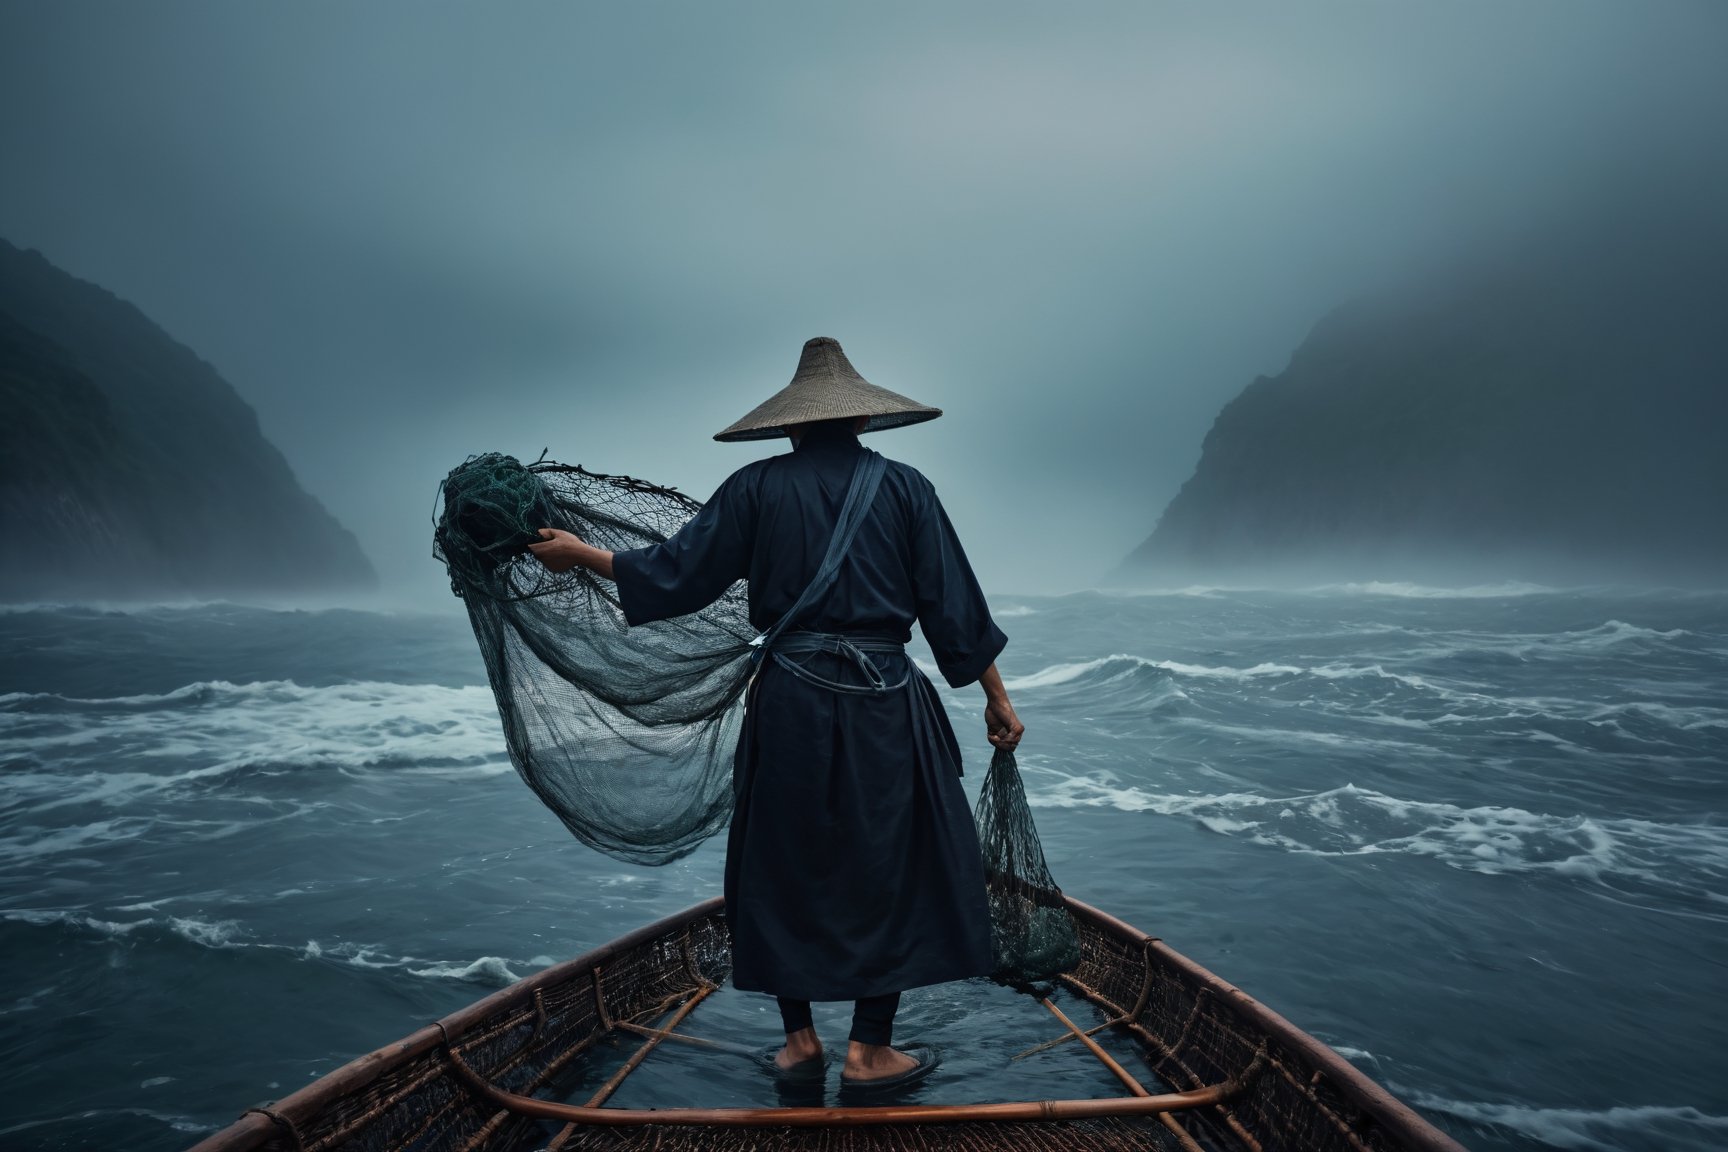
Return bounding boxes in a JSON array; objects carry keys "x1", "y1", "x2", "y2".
[{"x1": 757, "y1": 631, "x2": 912, "y2": 696}]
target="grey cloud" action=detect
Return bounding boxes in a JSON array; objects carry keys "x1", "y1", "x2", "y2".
[{"x1": 2, "y1": 1, "x2": 1724, "y2": 605}]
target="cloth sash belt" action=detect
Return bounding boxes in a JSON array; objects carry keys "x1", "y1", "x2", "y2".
[
  {"x1": 762, "y1": 631, "x2": 963, "y2": 777},
  {"x1": 768, "y1": 631, "x2": 912, "y2": 695}
]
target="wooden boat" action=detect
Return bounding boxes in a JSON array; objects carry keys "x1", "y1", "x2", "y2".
[{"x1": 188, "y1": 896, "x2": 1466, "y2": 1152}]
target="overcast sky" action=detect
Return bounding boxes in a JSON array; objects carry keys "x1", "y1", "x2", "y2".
[{"x1": 3, "y1": 2, "x2": 1724, "y2": 604}]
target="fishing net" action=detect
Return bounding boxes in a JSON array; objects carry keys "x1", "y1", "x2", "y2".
[
  {"x1": 976, "y1": 747, "x2": 1083, "y2": 988},
  {"x1": 433, "y1": 452, "x2": 751, "y2": 866},
  {"x1": 433, "y1": 451, "x2": 1078, "y2": 984}
]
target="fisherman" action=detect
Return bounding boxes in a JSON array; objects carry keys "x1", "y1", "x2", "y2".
[{"x1": 528, "y1": 337, "x2": 1023, "y2": 1094}]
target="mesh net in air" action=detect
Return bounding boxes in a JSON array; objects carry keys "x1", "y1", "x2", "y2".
[{"x1": 433, "y1": 451, "x2": 1079, "y2": 984}]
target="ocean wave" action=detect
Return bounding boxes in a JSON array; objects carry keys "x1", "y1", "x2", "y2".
[
  {"x1": 0, "y1": 680, "x2": 512, "y2": 818},
  {"x1": 1028, "y1": 777, "x2": 1728, "y2": 908},
  {"x1": 1305, "y1": 581, "x2": 1563, "y2": 598},
  {"x1": 1, "y1": 909, "x2": 246, "y2": 948},
  {"x1": 0, "y1": 593, "x2": 401, "y2": 616},
  {"x1": 0, "y1": 1106, "x2": 218, "y2": 1138},
  {"x1": 407, "y1": 956, "x2": 525, "y2": 986},
  {"x1": 1407, "y1": 620, "x2": 1709, "y2": 665},
  {"x1": 1585, "y1": 700, "x2": 1728, "y2": 731},
  {"x1": 1550, "y1": 619, "x2": 1694, "y2": 647},
  {"x1": 996, "y1": 653, "x2": 1728, "y2": 743},
  {"x1": 1002, "y1": 654, "x2": 1300, "y2": 691},
  {"x1": 0, "y1": 806, "x2": 329, "y2": 865},
  {"x1": 1396, "y1": 1086, "x2": 1728, "y2": 1152},
  {"x1": 0, "y1": 677, "x2": 495, "y2": 714},
  {"x1": 2, "y1": 908, "x2": 545, "y2": 986}
]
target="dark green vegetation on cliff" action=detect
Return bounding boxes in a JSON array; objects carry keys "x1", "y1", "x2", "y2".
[
  {"x1": 1124, "y1": 221, "x2": 1728, "y2": 586},
  {"x1": 0, "y1": 240, "x2": 374, "y2": 600}
]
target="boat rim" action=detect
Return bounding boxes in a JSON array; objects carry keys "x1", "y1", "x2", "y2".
[{"x1": 186, "y1": 894, "x2": 1465, "y2": 1152}]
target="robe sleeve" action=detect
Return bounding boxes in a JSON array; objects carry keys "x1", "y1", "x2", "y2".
[
  {"x1": 611, "y1": 469, "x2": 755, "y2": 626},
  {"x1": 909, "y1": 477, "x2": 1008, "y2": 688}
]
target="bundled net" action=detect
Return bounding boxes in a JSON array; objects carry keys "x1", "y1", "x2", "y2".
[
  {"x1": 433, "y1": 452, "x2": 752, "y2": 865},
  {"x1": 434, "y1": 452, "x2": 1078, "y2": 982}
]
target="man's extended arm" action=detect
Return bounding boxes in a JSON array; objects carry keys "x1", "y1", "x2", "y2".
[{"x1": 528, "y1": 528, "x2": 614, "y2": 580}]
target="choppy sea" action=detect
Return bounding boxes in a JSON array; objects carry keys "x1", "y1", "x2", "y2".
[{"x1": 1, "y1": 584, "x2": 1725, "y2": 1151}]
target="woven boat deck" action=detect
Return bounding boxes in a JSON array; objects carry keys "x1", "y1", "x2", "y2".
[
  {"x1": 549, "y1": 1115, "x2": 1188, "y2": 1150},
  {"x1": 189, "y1": 898, "x2": 1465, "y2": 1152}
]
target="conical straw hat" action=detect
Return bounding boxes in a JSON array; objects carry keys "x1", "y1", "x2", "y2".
[{"x1": 713, "y1": 337, "x2": 942, "y2": 442}]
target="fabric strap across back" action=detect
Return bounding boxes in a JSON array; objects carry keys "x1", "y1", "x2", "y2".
[{"x1": 750, "y1": 447, "x2": 889, "y2": 659}]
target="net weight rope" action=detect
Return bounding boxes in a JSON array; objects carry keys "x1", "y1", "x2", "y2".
[{"x1": 434, "y1": 451, "x2": 1079, "y2": 986}]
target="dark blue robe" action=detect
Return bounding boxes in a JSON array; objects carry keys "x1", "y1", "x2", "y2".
[{"x1": 611, "y1": 423, "x2": 1005, "y2": 1000}]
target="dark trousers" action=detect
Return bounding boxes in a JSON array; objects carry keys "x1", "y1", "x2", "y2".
[{"x1": 777, "y1": 992, "x2": 901, "y2": 1046}]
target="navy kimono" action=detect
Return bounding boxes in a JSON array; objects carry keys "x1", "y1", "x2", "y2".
[{"x1": 610, "y1": 422, "x2": 1006, "y2": 1000}]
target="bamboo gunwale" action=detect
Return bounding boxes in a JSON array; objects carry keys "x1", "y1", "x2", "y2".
[
  {"x1": 187, "y1": 894, "x2": 1467, "y2": 1152},
  {"x1": 1063, "y1": 897, "x2": 1469, "y2": 1152},
  {"x1": 188, "y1": 898, "x2": 728, "y2": 1152},
  {"x1": 444, "y1": 1043, "x2": 1240, "y2": 1127}
]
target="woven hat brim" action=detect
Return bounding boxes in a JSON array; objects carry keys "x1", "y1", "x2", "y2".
[
  {"x1": 713, "y1": 383, "x2": 942, "y2": 442},
  {"x1": 714, "y1": 407, "x2": 941, "y2": 443}
]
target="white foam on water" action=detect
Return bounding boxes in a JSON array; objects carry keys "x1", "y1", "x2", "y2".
[
  {"x1": 0, "y1": 1107, "x2": 218, "y2": 1137},
  {"x1": 1404, "y1": 619, "x2": 1709, "y2": 665},
  {"x1": 1002, "y1": 655, "x2": 1141, "y2": 690},
  {"x1": 1396, "y1": 1086, "x2": 1728, "y2": 1152},
  {"x1": 1586, "y1": 700, "x2": 1728, "y2": 731},
  {"x1": 1306, "y1": 581, "x2": 1562, "y2": 598},
  {"x1": 407, "y1": 956, "x2": 523, "y2": 986},
  {"x1": 1003, "y1": 654, "x2": 1299, "y2": 691},
  {"x1": 1172, "y1": 718, "x2": 1436, "y2": 755},
  {"x1": 1159, "y1": 660, "x2": 1304, "y2": 680},
  {"x1": 995, "y1": 642, "x2": 1722, "y2": 740},
  {"x1": 0, "y1": 818, "x2": 161, "y2": 864},
  {"x1": 995, "y1": 605, "x2": 1039, "y2": 617},
  {"x1": 2, "y1": 909, "x2": 156, "y2": 937},
  {"x1": 0, "y1": 680, "x2": 513, "y2": 818},
  {"x1": 0, "y1": 909, "x2": 248, "y2": 948},
  {"x1": 3, "y1": 905, "x2": 544, "y2": 987},
  {"x1": 0, "y1": 806, "x2": 325, "y2": 865},
  {"x1": 1574, "y1": 619, "x2": 1691, "y2": 645},
  {"x1": 166, "y1": 916, "x2": 243, "y2": 948},
  {"x1": 1093, "y1": 585, "x2": 1229, "y2": 598},
  {"x1": 999, "y1": 651, "x2": 1717, "y2": 736},
  {"x1": 1029, "y1": 777, "x2": 1728, "y2": 908}
]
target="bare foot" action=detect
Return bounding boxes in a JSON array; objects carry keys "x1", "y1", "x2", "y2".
[
  {"x1": 776, "y1": 1025, "x2": 823, "y2": 1071},
  {"x1": 843, "y1": 1040, "x2": 919, "y2": 1081}
]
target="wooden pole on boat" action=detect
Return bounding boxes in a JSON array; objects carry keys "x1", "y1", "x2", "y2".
[
  {"x1": 1039, "y1": 998, "x2": 1148, "y2": 1096},
  {"x1": 1040, "y1": 997, "x2": 1207, "y2": 1152},
  {"x1": 612, "y1": 1021, "x2": 761, "y2": 1058},
  {"x1": 444, "y1": 1040, "x2": 1244, "y2": 1127},
  {"x1": 583, "y1": 984, "x2": 715, "y2": 1107}
]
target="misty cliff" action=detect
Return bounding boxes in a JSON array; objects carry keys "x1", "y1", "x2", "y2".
[
  {"x1": 1122, "y1": 224, "x2": 1728, "y2": 586},
  {"x1": 0, "y1": 240, "x2": 375, "y2": 600}
]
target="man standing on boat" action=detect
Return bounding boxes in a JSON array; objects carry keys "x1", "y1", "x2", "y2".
[{"x1": 528, "y1": 337, "x2": 1023, "y2": 1093}]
